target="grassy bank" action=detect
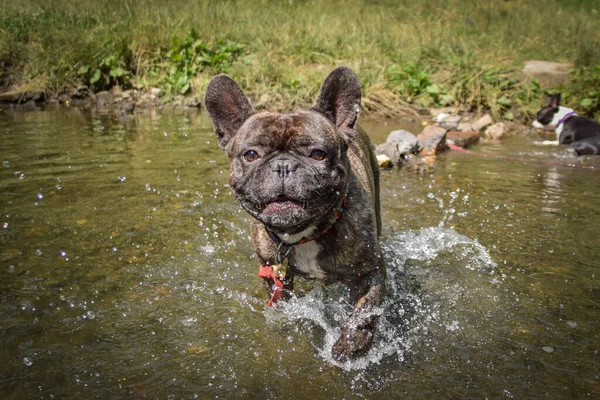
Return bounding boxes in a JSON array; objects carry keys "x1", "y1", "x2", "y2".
[{"x1": 1, "y1": 0, "x2": 599, "y2": 119}]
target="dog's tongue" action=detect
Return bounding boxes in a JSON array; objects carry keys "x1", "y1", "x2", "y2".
[{"x1": 263, "y1": 198, "x2": 303, "y2": 215}]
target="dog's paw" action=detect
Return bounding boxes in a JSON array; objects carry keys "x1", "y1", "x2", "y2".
[{"x1": 331, "y1": 325, "x2": 374, "y2": 362}]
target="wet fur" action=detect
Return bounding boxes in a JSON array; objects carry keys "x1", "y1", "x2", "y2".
[{"x1": 205, "y1": 67, "x2": 386, "y2": 361}]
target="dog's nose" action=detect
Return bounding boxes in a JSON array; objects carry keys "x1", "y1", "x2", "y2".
[{"x1": 271, "y1": 159, "x2": 298, "y2": 180}]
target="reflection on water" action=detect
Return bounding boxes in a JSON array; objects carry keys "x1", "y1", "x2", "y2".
[{"x1": 1, "y1": 108, "x2": 599, "y2": 398}]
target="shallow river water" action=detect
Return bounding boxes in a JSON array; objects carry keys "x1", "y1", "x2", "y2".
[{"x1": 1, "y1": 107, "x2": 599, "y2": 399}]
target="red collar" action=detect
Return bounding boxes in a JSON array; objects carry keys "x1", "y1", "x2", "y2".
[{"x1": 257, "y1": 194, "x2": 347, "y2": 306}]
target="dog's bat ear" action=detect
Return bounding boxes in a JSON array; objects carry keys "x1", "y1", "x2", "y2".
[
  {"x1": 550, "y1": 93, "x2": 561, "y2": 109},
  {"x1": 311, "y1": 66, "x2": 362, "y2": 142},
  {"x1": 204, "y1": 74, "x2": 255, "y2": 150}
]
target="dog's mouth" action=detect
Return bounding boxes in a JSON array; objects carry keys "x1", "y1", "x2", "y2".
[{"x1": 261, "y1": 196, "x2": 305, "y2": 215}]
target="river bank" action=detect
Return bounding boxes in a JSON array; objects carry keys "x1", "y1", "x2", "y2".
[{"x1": 1, "y1": 0, "x2": 599, "y2": 121}]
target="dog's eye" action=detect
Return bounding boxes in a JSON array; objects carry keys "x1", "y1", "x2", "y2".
[
  {"x1": 310, "y1": 149, "x2": 327, "y2": 161},
  {"x1": 243, "y1": 150, "x2": 260, "y2": 162}
]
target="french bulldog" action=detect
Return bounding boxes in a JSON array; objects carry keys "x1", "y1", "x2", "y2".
[
  {"x1": 532, "y1": 93, "x2": 600, "y2": 155},
  {"x1": 204, "y1": 66, "x2": 386, "y2": 361}
]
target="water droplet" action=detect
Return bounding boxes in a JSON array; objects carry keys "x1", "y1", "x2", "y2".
[
  {"x1": 445, "y1": 320, "x2": 460, "y2": 331},
  {"x1": 2, "y1": 222, "x2": 7, "y2": 229},
  {"x1": 37, "y1": 193, "x2": 43, "y2": 199},
  {"x1": 23, "y1": 357, "x2": 33, "y2": 366},
  {"x1": 542, "y1": 346, "x2": 554, "y2": 353},
  {"x1": 118, "y1": 176, "x2": 126, "y2": 182},
  {"x1": 60, "y1": 251, "x2": 66, "y2": 257},
  {"x1": 86, "y1": 311, "x2": 96, "y2": 320}
]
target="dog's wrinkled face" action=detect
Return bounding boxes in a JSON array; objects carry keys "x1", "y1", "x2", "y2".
[
  {"x1": 228, "y1": 111, "x2": 348, "y2": 234},
  {"x1": 204, "y1": 68, "x2": 361, "y2": 235}
]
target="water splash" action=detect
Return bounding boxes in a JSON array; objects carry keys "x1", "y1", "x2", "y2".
[{"x1": 265, "y1": 226, "x2": 497, "y2": 371}]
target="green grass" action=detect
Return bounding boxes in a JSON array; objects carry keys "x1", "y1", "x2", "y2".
[{"x1": 1, "y1": 0, "x2": 599, "y2": 119}]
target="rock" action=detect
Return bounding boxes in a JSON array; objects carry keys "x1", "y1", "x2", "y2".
[
  {"x1": 430, "y1": 107, "x2": 455, "y2": 119},
  {"x1": 18, "y1": 100, "x2": 39, "y2": 112},
  {"x1": 136, "y1": 94, "x2": 158, "y2": 109},
  {"x1": 376, "y1": 142, "x2": 402, "y2": 166},
  {"x1": 404, "y1": 154, "x2": 435, "y2": 174},
  {"x1": 171, "y1": 95, "x2": 185, "y2": 107},
  {"x1": 437, "y1": 115, "x2": 461, "y2": 129},
  {"x1": 418, "y1": 125, "x2": 448, "y2": 155},
  {"x1": 185, "y1": 97, "x2": 201, "y2": 108},
  {"x1": 456, "y1": 122, "x2": 474, "y2": 131},
  {"x1": 471, "y1": 114, "x2": 493, "y2": 132},
  {"x1": 447, "y1": 130, "x2": 480, "y2": 148},
  {"x1": 150, "y1": 87, "x2": 162, "y2": 97},
  {"x1": 376, "y1": 154, "x2": 392, "y2": 168},
  {"x1": 386, "y1": 129, "x2": 413, "y2": 143},
  {"x1": 70, "y1": 98, "x2": 93, "y2": 109},
  {"x1": 0, "y1": 90, "x2": 45, "y2": 103},
  {"x1": 119, "y1": 100, "x2": 135, "y2": 114},
  {"x1": 435, "y1": 112, "x2": 451, "y2": 122},
  {"x1": 420, "y1": 125, "x2": 447, "y2": 136},
  {"x1": 386, "y1": 129, "x2": 419, "y2": 154},
  {"x1": 522, "y1": 60, "x2": 572, "y2": 88},
  {"x1": 376, "y1": 130, "x2": 419, "y2": 167},
  {"x1": 95, "y1": 91, "x2": 114, "y2": 107},
  {"x1": 58, "y1": 93, "x2": 71, "y2": 105},
  {"x1": 484, "y1": 122, "x2": 506, "y2": 140}
]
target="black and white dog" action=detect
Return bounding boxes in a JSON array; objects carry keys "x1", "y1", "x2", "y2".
[{"x1": 532, "y1": 93, "x2": 600, "y2": 155}]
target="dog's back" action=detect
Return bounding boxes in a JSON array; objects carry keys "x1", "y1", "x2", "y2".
[
  {"x1": 349, "y1": 125, "x2": 381, "y2": 236},
  {"x1": 561, "y1": 116, "x2": 600, "y2": 144}
]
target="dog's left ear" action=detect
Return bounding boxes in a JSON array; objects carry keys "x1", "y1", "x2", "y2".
[
  {"x1": 204, "y1": 74, "x2": 255, "y2": 151},
  {"x1": 311, "y1": 66, "x2": 362, "y2": 142},
  {"x1": 550, "y1": 93, "x2": 561, "y2": 109}
]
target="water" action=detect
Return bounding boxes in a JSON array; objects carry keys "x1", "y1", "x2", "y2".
[{"x1": 1, "y1": 107, "x2": 599, "y2": 398}]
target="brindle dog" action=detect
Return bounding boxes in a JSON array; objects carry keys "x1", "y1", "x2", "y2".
[{"x1": 204, "y1": 67, "x2": 386, "y2": 361}]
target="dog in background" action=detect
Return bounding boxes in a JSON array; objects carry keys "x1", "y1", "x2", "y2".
[{"x1": 532, "y1": 93, "x2": 600, "y2": 155}]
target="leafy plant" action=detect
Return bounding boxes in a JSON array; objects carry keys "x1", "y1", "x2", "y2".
[
  {"x1": 384, "y1": 62, "x2": 432, "y2": 102},
  {"x1": 563, "y1": 66, "x2": 600, "y2": 118},
  {"x1": 156, "y1": 30, "x2": 244, "y2": 95},
  {"x1": 384, "y1": 62, "x2": 453, "y2": 107},
  {"x1": 76, "y1": 41, "x2": 132, "y2": 91}
]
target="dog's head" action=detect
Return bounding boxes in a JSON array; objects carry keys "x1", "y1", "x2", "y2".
[
  {"x1": 532, "y1": 93, "x2": 561, "y2": 129},
  {"x1": 204, "y1": 67, "x2": 361, "y2": 235}
]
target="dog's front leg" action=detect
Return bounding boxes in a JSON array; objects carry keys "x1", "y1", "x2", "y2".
[{"x1": 332, "y1": 270, "x2": 385, "y2": 361}]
